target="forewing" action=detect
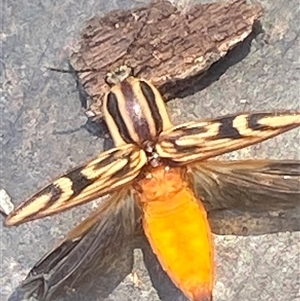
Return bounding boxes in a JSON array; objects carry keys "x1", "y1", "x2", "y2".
[
  {"x1": 156, "y1": 111, "x2": 300, "y2": 165},
  {"x1": 5, "y1": 144, "x2": 147, "y2": 226},
  {"x1": 9, "y1": 189, "x2": 139, "y2": 301},
  {"x1": 189, "y1": 160, "x2": 300, "y2": 235}
]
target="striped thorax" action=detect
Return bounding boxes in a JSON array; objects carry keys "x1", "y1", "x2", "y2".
[{"x1": 102, "y1": 67, "x2": 173, "y2": 149}]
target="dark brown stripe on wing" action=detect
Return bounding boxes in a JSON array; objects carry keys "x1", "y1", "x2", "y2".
[
  {"x1": 216, "y1": 115, "x2": 243, "y2": 139},
  {"x1": 94, "y1": 148, "x2": 120, "y2": 169},
  {"x1": 248, "y1": 113, "x2": 272, "y2": 130},
  {"x1": 35, "y1": 184, "x2": 63, "y2": 206},
  {"x1": 67, "y1": 170, "x2": 95, "y2": 197}
]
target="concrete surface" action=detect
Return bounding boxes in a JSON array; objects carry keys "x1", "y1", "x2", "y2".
[{"x1": 1, "y1": 0, "x2": 299, "y2": 301}]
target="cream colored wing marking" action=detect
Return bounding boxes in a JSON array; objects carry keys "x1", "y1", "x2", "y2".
[
  {"x1": 5, "y1": 144, "x2": 147, "y2": 226},
  {"x1": 189, "y1": 160, "x2": 300, "y2": 235},
  {"x1": 10, "y1": 190, "x2": 139, "y2": 301},
  {"x1": 156, "y1": 112, "x2": 300, "y2": 165}
]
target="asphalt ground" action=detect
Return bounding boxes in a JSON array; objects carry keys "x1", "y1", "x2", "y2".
[{"x1": 1, "y1": 0, "x2": 299, "y2": 301}]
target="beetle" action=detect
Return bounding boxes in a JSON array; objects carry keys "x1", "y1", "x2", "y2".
[{"x1": 4, "y1": 66, "x2": 300, "y2": 301}]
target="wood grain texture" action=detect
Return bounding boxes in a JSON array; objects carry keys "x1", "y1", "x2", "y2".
[{"x1": 69, "y1": 0, "x2": 263, "y2": 116}]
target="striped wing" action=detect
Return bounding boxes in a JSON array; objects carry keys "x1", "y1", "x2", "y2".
[
  {"x1": 9, "y1": 190, "x2": 139, "y2": 301},
  {"x1": 156, "y1": 111, "x2": 300, "y2": 164},
  {"x1": 190, "y1": 160, "x2": 300, "y2": 235},
  {"x1": 5, "y1": 144, "x2": 147, "y2": 226}
]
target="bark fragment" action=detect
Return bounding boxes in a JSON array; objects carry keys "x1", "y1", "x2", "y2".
[{"x1": 69, "y1": 0, "x2": 263, "y2": 116}]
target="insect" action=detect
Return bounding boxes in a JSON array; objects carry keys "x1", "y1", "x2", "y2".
[{"x1": 4, "y1": 66, "x2": 300, "y2": 301}]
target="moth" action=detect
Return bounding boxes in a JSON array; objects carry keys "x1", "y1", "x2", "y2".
[{"x1": 4, "y1": 66, "x2": 300, "y2": 301}]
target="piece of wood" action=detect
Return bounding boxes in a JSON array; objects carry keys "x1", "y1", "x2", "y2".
[{"x1": 69, "y1": 0, "x2": 263, "y2": 116}]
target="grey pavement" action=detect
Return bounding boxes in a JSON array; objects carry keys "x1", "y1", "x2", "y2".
[{"x1": 1, "y1": 0, "x2": 299, "y2": 301}]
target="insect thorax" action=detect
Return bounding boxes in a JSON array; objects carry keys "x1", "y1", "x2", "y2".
[{"x1": 102, "y1": 71, "x2": 173, "y2": 150}]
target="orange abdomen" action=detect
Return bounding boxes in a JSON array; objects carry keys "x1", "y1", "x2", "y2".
[{"x1": 136, "y1": 166, "x2": 214, "y2": 301}]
